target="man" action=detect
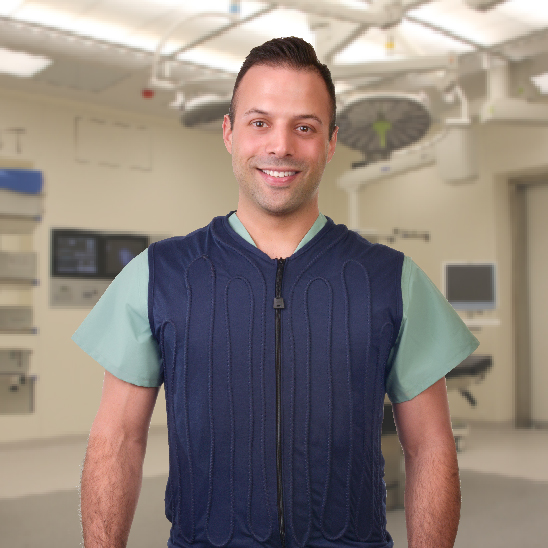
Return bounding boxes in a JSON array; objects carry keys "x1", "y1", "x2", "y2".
[{"x1": 73, "y1": 37, "x2": 479, "y2": 548}]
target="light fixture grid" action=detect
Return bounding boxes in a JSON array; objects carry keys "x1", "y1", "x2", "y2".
[{"x1": 0, "y1": 0, "x2": 546, "y2": 91}]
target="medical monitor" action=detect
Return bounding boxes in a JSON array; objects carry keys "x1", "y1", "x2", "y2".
[
  {"x1": 52, "y1": 229, "x2": 148, "y2": 279},
  {"x1": 104, "y1": 235, "x2": 148, "y2": 278},
  {"x1": 444, "y1": 262, "x2": 496, "y2": 311},
  {"x1": 52, "y1": 231, "x2": 99, "y2": 277}
]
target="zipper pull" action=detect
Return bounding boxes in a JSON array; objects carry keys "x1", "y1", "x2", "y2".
[{"x1": 274, "y1": 258, "x2": 286, "y2": 309}]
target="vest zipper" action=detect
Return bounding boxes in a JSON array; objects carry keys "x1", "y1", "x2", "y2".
[{"x1": 274, "y1": 258, "x2": 286, "y2": 548}]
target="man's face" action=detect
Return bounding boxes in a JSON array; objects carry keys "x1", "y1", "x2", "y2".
[{"x1": 223, "y1": 64, "x2": 337, "y2": 218}]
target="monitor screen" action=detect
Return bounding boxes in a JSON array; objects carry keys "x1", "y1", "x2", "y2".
[
  {"x1": 54, "y1": 235, "x2": 98, "y2": 276},
  {"x1": 445, "y1": 263, "x2": 496, "y2": 311},
  {"x1": 52, "y1": 229, "x2": 148, "y2": 279},
  {"x1": 104, "y1": 236, "x2": 148, "y2": 278}
]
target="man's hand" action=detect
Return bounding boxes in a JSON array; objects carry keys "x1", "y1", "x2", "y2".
[
  {"x1": 80, "y1": 371, "x2": 159, "y2": 548},
  {"x1": 392, "y1": 377, "x2": 460, "y2": 548}
]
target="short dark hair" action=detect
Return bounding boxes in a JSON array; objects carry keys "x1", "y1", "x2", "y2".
[{"x1": 228, "y1": 36, "x2": 337, "y2": 138}]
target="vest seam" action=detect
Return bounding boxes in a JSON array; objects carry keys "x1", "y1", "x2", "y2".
[
  {"x1": 346, "y1": 260, "x2": 372, "y2": 543},
  {"x1": 206, "y1": 223, "x2": 276, "y2": 544}
]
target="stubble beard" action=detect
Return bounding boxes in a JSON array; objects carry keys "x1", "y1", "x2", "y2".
[{"x1": 233, "y1": 156, "x2": 325, "y2": 217}]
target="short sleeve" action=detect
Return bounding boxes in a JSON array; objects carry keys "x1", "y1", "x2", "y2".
[
  {"x1": 71, "y1": 249, "x2": 162, "y2": 387},
  {"x1": 386, "y1": 256, "x2": 479, "y2": 403}
]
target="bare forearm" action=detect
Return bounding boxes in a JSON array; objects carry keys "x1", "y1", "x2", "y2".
[
  {"x1": 404, "y1": 445, "x2": 461, "y2": 548},
  {"x1": 80, "y1": 432, "x2": 146, "y2": 548}
]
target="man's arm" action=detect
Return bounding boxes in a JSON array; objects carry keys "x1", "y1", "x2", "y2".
[
  {"x1": 81, "y1": 371, "x2": 159, "y2": 548},
  {"x1": 392, "y1": 377, "x2": 460, "y2": 548}
]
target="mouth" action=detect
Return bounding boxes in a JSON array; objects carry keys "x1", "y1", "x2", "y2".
[
  {"x1": 260, "y1": 169, "x2": 298, "y2": 178},
  {"x1": 258, "y1": 168, "x2": 301, "y2": 185}
]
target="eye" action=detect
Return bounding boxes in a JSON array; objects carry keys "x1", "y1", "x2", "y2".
[
  {"x1": 251, "y1": 120, "x2": 267, "y2": 128},
  {"x1": 297, "y1": 125, "x2": 312, "y2": 133}
]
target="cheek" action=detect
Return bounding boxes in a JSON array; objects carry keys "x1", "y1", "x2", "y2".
[
  {"x1": 306, "y1": 141, "x2": 330, "y2": 165},
  {"x1": 232, "y1": 136, "x2": 260, "y2": 162}
]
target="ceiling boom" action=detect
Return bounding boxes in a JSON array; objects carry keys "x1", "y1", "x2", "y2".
[{"x1": 331, "y1": 53, "x2": 458, "y2": 81}]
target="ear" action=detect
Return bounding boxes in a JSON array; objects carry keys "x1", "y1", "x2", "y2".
[
  {"x1": 326, "y1": 126, "x2": 338, "y2": 163},
  {"x1": 222, "y1": 114, "x2": 233, "y2": 154}
]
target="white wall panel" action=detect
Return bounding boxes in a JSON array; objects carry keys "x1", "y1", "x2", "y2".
[{"x1": 527, "y1": 183, "x2": 548, "y2": 424}]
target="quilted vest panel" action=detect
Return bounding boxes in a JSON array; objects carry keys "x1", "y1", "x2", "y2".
[{"x1": 149, "y1": 215, "x2": 404, "y2": 548}]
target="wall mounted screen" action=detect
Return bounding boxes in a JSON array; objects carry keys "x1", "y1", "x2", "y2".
[
  {"x1": 104, "y1": 236, "x2": 148, "y2": 278},
  {"x1": 52, "y1": 229, "x2": 148, "y2": 279},
  {"x1": 52, "y1": 232, "x2": 99, "y2": 277},
  {"x1": 444, "y1": 263, "x2": 496, "y2": 311}
]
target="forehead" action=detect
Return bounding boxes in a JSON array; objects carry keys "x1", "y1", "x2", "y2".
[{"x1": 234, "y1": 64, "x2": 331, "y2": 121}]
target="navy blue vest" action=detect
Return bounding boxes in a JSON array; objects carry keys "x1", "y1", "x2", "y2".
[{"x1": 148, "y1": 214, "x2": 404, "y2": 548}]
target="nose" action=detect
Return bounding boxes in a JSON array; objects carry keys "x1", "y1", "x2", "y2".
[{"x1": 266, "y1": 125, "x2": 295, "y2": 157}]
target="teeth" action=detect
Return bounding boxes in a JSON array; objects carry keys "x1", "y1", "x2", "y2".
[{"x1": 262, "y1": 169, "x2": 296, "y2": 178}]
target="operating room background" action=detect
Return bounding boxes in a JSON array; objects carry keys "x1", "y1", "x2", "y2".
[
  {"x1": 1, "y1": 63, "x2": 547, "y2": 547},
  {"x1": 1, "y1": 85, "x2": 548, "y2": 442}
]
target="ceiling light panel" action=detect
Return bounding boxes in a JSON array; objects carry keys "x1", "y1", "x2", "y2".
[
  {"x1": 338, "y1": 0, "x2": 374, "y2": 8},
  {"x1": 0, "y1": 0, "x2": 24, "y2": 17},
  {"x1": 333, "y1": 29, "x2": 400, "y2": 64},
  {"x1": 497, "y1": 0, "x2": 548, "y2": 27},
  {"x1": 60, "y1": 18, "x2": 133, "y2": 43},
  {"x1": 79, "y1": 0, "x2": 179, "y2": 28},
  {"x1": 410, "y1": 0, "x2": 537, "y2": 47},
  {"x1": 142, "y1": 0, "x2": 236, "y2": 12},
  {"x1": 0, "y1": 46, "x2": 52, "y2": 77},
  {"x1": 221, "y1": 8, "x2": 314, "y2": 52},
  {"x1": 9, "y1": 3, "x2": 76, "y2": 28},
  {"x1": 30, "y1": 0, "x2": 98, "y2": 11},
  {"x1": 531, "y1": 73, "x2": 548, "y2": 94},
  {"x1": 148, "y1": 1, "x2": 270, "y2": 19},
  {"x1": 238, "y1": 2, "x2": 269, "y2": 18},
  {"x1": 398, "y1": 19, "x2": 474, "y2": 54},
  {"x1": 122, "y1": 33, "x2": 180, "y2": 54},
  {"x1": 177, "y1": 47, "x2": 243, "y2": 73}
]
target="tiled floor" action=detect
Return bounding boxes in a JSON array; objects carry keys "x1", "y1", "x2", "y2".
[
  {"x1": 456, "y1": 424, "x2": 548, "y2": 483},
  {"x1": 1, "y1": 423, "x2": 547, "y2": 500},
  {"x1": 0, "y1": 427, "x2": 168, "y2": 499}
]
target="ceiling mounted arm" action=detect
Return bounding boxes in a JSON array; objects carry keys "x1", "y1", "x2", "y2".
[
  {"x1": 150, "y1": 12, "x2": 236, "y2": 90},
  {"x1": 330, "y1": 52, "x2": 458, "y2": 80},
  {"x1": 149, "y1": 5, "x2": 275, "y2": 90},
  {"x1": 446, "y1": 85, "x2": 471, "y2": 124},
  {"x1": 465, "y1": 0, "x2": 507, "y2": 10},
  {"x1": 401, "y1": 0, "x2": 436, "y2": 8}
]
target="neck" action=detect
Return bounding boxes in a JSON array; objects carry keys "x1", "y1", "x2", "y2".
[{"x1": 235, "y1": 203, "x2": 320, "y2": 260}]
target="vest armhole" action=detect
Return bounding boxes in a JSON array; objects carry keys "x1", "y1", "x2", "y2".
[{"x1": 147, "y1": 242, "x2": 157, "y2": 341}]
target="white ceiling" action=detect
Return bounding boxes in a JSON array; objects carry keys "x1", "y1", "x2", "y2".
[{"x1": 0, "y1": 0, "x2": 547, "y2": 119}]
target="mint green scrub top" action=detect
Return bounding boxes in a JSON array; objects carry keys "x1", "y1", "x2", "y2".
[{"x1": 72, "y1": 213, "x2": 479, "y2": 403}]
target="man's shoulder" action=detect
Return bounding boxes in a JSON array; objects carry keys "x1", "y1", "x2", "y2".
[
  {"x1": 147, "y1": 220, "x2": 222, "y2": 276},
  {"x1": 150, "y1": 216, "x2": 224, "y2": 256},
  {"x1": 341, "y1": 226, "x2": 404, "y2": 261}
]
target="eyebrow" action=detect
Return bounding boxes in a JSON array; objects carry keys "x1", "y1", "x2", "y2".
[{"x1": 243, "y1": 108, "x2": 324, "y2": 125}]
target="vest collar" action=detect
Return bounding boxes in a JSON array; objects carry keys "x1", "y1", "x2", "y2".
[{"x1": 215, "y1": 211, "x2": 341, "y2": 263}]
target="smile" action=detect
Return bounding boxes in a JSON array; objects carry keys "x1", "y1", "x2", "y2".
[{"x1": 260, "y1": 169, "x2": 298, "y2": 178}]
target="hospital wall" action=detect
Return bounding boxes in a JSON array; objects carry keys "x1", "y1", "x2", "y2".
[
  {"x1": 1, "y1": 86, "x2": 546, "y2": 442},
  {"x1": 356, "y1": 123, "x2": 548, "y2": 424},
  {"x1": 0, "y1": 87, "x2": 352, "y2": 443}
]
